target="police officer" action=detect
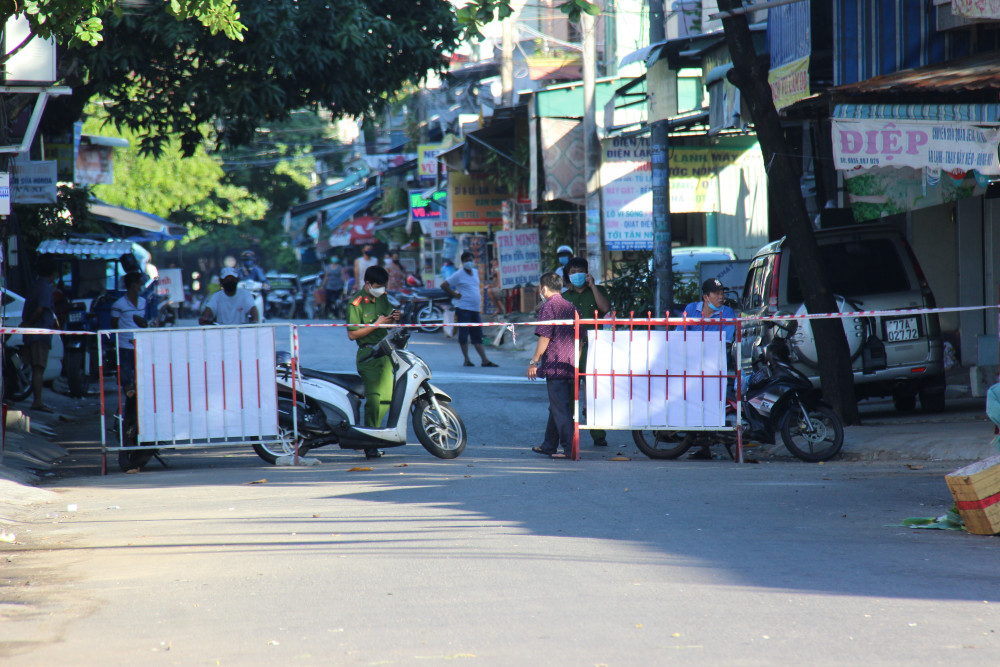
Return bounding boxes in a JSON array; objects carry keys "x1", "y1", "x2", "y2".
[{"x1": 346, "y1": 265, "x2": 400, "y2": 459}]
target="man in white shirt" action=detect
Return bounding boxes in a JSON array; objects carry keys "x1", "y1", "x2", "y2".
[
  {"x1": 440, "y1": 251, "x2": 497, "y2": 368},
  {"x1": 199, "y1": 267, "x2": 259, "y2": 325},
  {"x1": 111, "y1": 272, "x2": 148, "y2": 387}
]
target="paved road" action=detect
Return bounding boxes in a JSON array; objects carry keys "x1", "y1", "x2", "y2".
[{"x1": 3, "y1": 323, "x2": 999, "y2": 664}]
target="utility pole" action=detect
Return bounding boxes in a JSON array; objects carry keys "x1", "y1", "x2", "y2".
[
  {"x1": 500, "y1": 14, "x2": 515, "y2": 106},
  {"x1": 581, "y1": 11, "x2": 604, "y2": 279},
  {"x1": 650, "y1": 1, "x2": 672, "y2": 317}
]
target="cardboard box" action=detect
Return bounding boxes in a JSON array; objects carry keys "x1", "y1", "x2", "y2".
[{"x1": 946, "y1": 454, "x2": 1000, "y2": 535}]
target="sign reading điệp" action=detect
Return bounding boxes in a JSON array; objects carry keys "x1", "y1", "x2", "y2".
[{"x1": 831, "y1": 118, "x2": 1000, "y2": 174}]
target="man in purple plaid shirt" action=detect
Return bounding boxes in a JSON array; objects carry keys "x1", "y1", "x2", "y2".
[{"x1": 527, "y1": 272, "x2": 579, "y2": 458}]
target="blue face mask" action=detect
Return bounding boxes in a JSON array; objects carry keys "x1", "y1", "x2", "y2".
[
  {"x1": 707, "y1": 301, "x2": 723, "y2": 313},
  {"x1": 558, "y1": 255, "x2": 570, "y2": 266},
  {"x1": 463, "y1": 261, "x2": 474, "y2": 271},
  {"x1": 568, "y1": 273, "x2": 586, "y2": 288}
]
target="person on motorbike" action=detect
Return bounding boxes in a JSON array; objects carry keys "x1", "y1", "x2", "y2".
[
  {"x1": 676, "y1": 278, "x2": 737, "y2": 459},
  {"x1": 199, "y1": 267, "x2": 260, "y2": 325},
  {"x1": 238, "y1": 250, "x2": 270, "y2": 311},
  {"x1": 319, "y1": 256, "x2": 345, "y2": 318}
]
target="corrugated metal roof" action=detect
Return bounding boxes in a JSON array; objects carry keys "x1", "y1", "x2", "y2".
[
  {"x1": 38, "y1": 239, "x2": 135, "y2": 258},
  {"x1": 832, "y1": 53, "x2": 1000, "y2": 97}
]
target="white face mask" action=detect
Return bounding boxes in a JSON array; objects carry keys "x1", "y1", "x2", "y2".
[{"x1": 368, "y1": 285, "x2": 386, "y2": 297}]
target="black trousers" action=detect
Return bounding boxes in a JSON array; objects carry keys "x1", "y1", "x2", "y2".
[{"x1": 542, "y1": 378, "x2": 574, "y2": 454}]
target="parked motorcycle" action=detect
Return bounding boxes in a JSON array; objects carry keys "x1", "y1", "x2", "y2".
[
  {"x1": 396, "y1": 287, "x2": 451, "y2": 333},
  {"x1": 265, "y1": 273, "x2": 302, "y2": 319},
  {"x1": 253, "y1": 327, "x2": 467, "y2": 463},
  {"x1": 632, "y1": 320, "x2": 845, "y2": 462}
]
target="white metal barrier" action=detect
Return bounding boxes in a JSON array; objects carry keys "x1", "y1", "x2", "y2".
[{"x1": 99, "y1": 323, "x2": 295, "y2": 473}]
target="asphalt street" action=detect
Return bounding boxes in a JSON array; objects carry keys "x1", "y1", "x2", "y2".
[{"x1": 2, "y1": 323, "x2": 999, "y2": 665}]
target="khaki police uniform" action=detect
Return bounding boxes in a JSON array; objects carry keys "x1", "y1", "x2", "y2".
[
  {"x1": 563, "y1": 284, "x2": 610, "y2": 443},
  {"x1": 346, "y1": 289, "x2": 394, "y2": 427}
]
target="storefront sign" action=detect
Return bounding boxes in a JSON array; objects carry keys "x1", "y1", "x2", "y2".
[
  {"x1": 447, "y1": 171, "x2": 507, "y2": 233},
  {"x1": 409, "y1": 189, "x2": 449, "y2": 238},
  {"x1": 602, "y1": 137, "x2": 653, "y2": 251},
  {"x1": 10, "y1": 159, "x2": 57, "y2": 204},
  {"x1": 418, "y1": 144, "x2": 444, "y2": 178},
  {"x1": 953, "y1": 0, "x2": 1000, "y2": 18},
  {"x1": 156, "y1": 268, "x2": 185, "y2": 304},
  {"x1": 768, "y1": 55, "x2": 809, "y2": 110},
  {"x1": 496, "y1": 229, "x2": 541, "y2": 289},
  {"x1": 831, "y1": 118, "x2": 1000, "y2": 174},
  {"x1": 0, "y1": 173, "x2": 10, "y2": 215}
]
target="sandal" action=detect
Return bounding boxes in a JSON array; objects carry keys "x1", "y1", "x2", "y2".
[
  {"x1": 481, "y1": 361, "x2": 498, "y2": 367},
  {"x1": 532, "y1": 446, "x2": 555, "y2": 457},
  {"x1": 463, "y1": 360, "x2": 474, "y2": 367}
]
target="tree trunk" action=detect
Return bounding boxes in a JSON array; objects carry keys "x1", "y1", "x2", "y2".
[{"x1": 717, "y1": 0, "x2": 860, "y2": 425}]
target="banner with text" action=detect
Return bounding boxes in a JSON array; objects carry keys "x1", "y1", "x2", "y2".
[
  {"x1": 831, "y1": 118, "x2": 1000, "y2": 174},
  {"x1": 496, "y1": 229, "x2": 541, "y2": 289},
  {"x1": 10, "y1": 159, "x2": 57, "y2": 204},
  {"x1": 409, "y1": 189, "x2": 449, "y2": 238},
  {"x1": 447, "y1": 171, "x2": 507, "y2": 233}
]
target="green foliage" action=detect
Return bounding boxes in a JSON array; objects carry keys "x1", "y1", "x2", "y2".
[
  {"x1": 14, "y1": 184, "x2": 97, "y2": 252},
  {"x1": 604, "y1": 251, "x2": 705, "y2": 317},
  {"x1": 481, "y1": 139, "x2": 528, "y2": 201},
  {"x1": 54, "y1": 0, "x2": 460, "y2": 156},
  {"x1": 2, "y1": 0, "x2": 243, "y2": 52}
]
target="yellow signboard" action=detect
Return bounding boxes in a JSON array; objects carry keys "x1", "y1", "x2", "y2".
[
  {"x1": 668, "y1": 148, "x2": 748, "y2": 213},
  {"x1": 447, "y1": 171, "x2": 509, "y2": 233},
  {"x1": 768, "y1": 55, "x2": 810, "y2": 111}
]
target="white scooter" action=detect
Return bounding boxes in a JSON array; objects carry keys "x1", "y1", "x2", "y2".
[{"x1": 253, "y1": 328, "x2": 467, "y2": 463}]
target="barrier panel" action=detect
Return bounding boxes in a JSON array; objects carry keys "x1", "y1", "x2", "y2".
[
  {"x1": 99, "y1": 323, "x2": 296, "y2": 473},
  {"x1": 575, "y1": 313, "x2": 741, "y2": 462}
]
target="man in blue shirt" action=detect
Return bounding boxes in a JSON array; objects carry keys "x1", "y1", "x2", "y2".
[
  {"x1": 680, "y1": 278, "x2": 736, "y2": 342},
  {"x1": 678, "y1": 278, "x2": 737, "y2": 460}
]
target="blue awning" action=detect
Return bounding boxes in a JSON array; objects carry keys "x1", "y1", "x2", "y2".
[
  {"x1": 833, "y1": 103, "x2": 1000, "y2": 122},
  {"x1": 286, "y1": 187, "x2": 379, "y2": 233}
]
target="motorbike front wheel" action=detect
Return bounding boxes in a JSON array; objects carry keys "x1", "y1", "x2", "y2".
[
  {"x1": 631, "y1": 430, "x2": 691, "y2": 459},
  {"x1": 416, "y1": 305, "x2": 444, "y2": 333},
  {"x1": 412, "y1": 399, "x2": 466, "y2": 459},
  {"x1": 253, "y1": 413, "x2": 302, "y2": 464},
  {"x1": 779, "y1": 403, "x2": 844, "y2": 462}
]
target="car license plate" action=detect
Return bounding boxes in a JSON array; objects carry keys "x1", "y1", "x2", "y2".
[{"x1": 883, "y1": 316, "x2": 920, "y2": 342}]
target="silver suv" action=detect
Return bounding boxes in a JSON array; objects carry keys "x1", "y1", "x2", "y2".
[{"x1": 739, "y1": 224, "x2": 944, "y2": 412}]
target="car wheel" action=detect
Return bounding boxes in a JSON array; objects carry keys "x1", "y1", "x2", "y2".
[{"x1": 892, "y1": 389, "x2": 916, "y2": 413}]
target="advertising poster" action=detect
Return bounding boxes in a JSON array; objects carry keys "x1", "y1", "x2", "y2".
[
  {"x1": 601, "y1": 136, "x2": 653, "y2": 251},
  {"x1": 447, "y1": 171, "x2": 507, "y2": 233},
  {"x1": 156, "y1": 268, "x2": 185, "y2": 304},
  {"x1": 418, "y1": 143, "x2": 444, "y2": 178},
  {"x1": 495, "y1": 229, "x2": 541, "y2": 289}
]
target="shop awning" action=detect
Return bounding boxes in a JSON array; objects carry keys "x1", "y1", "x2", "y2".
[
  {"x1": 89, "y1": 201, "x2": 186, "y2": 240},
  {"x1": 832, "y1": 103, "x2": 1000, "y2": 122},
  {"x1": 285, "y1": 187, "x2": 379, "y2": 233},
  {"x1": 373, "y1": 210, "x2": 409, "y2": 232},
  {"x1": 329, "y1": 215, "x2": 376, "y2": 247},
  {"x1": 37, "y1": 238, "x2": 136, "y2": 258},
  {"x1": 831, "y1": 53, "x2": 1000, "y2": 99}
]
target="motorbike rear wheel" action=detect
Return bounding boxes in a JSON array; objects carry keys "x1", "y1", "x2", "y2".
[
  {"x1": 779, "y1": 403, "x2": 844, "y2": 462},
  {"x1": 413, "y1": 399, "x2": 466, "y2": 459},
  {"x1": 631, "y1": 430, "x2": 691, "y2": 459},
  {"x1": 416, "y1": 304, "x2": 444, "y2": 333}
]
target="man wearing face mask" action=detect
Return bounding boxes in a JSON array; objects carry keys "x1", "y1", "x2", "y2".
[
  {"x1": 677, "y1": 278, "x2": 736, "y2": 459},
  {"x1": 347, "y1": 266, "x2": 400, "y2": 458},
  {"x1": 354, "y1": 245, "x2": 378, "y2": 289},
  {"x1": 553, "y1": 245, "x2": 573, "y2": 285},
  {"x1": 199, "y1": 267, "x2": 260, "y2": 325},
  {"x1": 440, "y1": 251, "x2": 498, "y2": 367},
  {"x1": 562, "y1": 256, "x2": 612, "y2": 447}
]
